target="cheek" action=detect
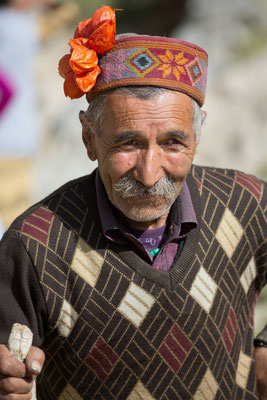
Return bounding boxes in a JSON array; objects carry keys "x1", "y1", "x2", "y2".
[
  {"x1": 166, "y1": 151, "x2": 195, "y2": 178},
  {"x1": 107, "y1": 152, "x2": 138, "y2": 176}
]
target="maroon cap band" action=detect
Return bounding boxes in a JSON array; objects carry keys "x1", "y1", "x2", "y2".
[{"x1": 87, "y1": 35, "x2": 208, "y2": 106}]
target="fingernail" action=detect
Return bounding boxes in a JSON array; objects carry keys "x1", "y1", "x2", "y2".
[{"x1": 31, "y1": 361, "x2": 41, "y2": 373}]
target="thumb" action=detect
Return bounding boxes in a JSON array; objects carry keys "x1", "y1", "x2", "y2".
[{"x1": 25, "y1": 346, "x2": 45, "y2": 376}]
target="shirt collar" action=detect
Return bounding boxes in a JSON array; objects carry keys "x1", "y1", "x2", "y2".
[
  {"x1": 95, "y1": 169, "x2": 197, "y2": 240},
  {"x1": 96, "y1": 170, "x2": 123, "y2": 228},
  {"x1": 168, "y1": 180, "x2": 197, "y2": 240}
]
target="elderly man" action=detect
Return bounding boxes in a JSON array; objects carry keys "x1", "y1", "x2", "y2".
[{"x1": 0, "y1": 6, "x2": 266, "y2": 400}]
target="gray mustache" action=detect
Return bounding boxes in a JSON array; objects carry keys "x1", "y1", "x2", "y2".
[{"x1": 113, "y1": 174, "x2": 177, "y2": 198}]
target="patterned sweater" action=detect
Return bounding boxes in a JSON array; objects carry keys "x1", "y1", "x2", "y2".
[{"x1": 0, "y1": 165, "x2": 266, "y2": 399}]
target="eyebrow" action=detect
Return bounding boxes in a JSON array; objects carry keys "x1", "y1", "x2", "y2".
[
  {"x1": 168, "y1": 130, "x2": 188, "y2": 141},
  {"x1": 113, "y1": 132, "x2": 139, "y2": 144},
  {"x1": 113, "y1": 130, "x2": 188, "y2": 144}
]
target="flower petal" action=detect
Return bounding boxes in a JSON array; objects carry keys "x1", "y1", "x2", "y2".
[
  {"x1": 158, "y1": 65, "x2": 172, "y2": 78},
  {"x1": 69, "y1": 42, "x2": 98, "y2": 74},
  {"x1": 177, "y1": 66, "x2": 186, "y2": 74},
  {"x1": 173, "y1": 67, "x2": 181, "y2": 81},
  {"x1": 75, "y1": 6, "x2": 115, "y2": 41},
  {"x1": 59, "y1": 6, "x2": 118, "y2": 99},
  {"x1": 63, "y1": 70, "x2": 84, "y2": 99},
  {"x1": 159, "y1": 54, "x2": 171, "y2": 64},
  {"x1": 58, "y1": 54, "x2": 72, "y2": 78},
  {"x1": 75, "y1": 66, "x2": 101, "y2": 92},
  {"x1": 69, "y1": 38, "x2": 89, "y2": 50},
  {"x1": 166, "y1": 50, "x2": 174, "y2": 62},
  {"x1": 88, "y1": 20, "x2": 116, "y2": 54},
  {"x1": 175, "y1": 52, "x2": 188, "y2": 66},
  {"x1": 90, "y1": 6, "x2": 115, "y2": 32},
  {"x1": 74, "y1": 18, "x2": 92, "y2": 38},
  {"x1": 158, "y1": 64, "x2": 170, "y2": 71}
]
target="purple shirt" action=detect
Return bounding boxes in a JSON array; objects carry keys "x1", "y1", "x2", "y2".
[{"x1": 95, "y1": 171, "x2": 197, "y2": 271}]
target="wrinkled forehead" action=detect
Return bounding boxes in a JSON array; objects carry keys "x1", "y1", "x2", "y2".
[{"x1": 100, "y1": 90, "x2": 195, "y2": 136}]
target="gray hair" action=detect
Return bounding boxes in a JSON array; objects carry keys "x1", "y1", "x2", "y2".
[{"x1": 84, "y1": 86, "x2": 205, "y2": 142}]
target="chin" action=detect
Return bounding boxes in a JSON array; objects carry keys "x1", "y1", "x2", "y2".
[
  {"x1": 111, "y1": 194, "x2": 177, "y2": 224},
  {"x1": 121, "y1": 204, "x2": 171, "y2": 223}
]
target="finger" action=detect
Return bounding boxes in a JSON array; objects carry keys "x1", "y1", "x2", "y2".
[
  {"x1": 0, "y1": 375, "x2": 33, "y2": 394},
  {"x1": 0, "y1": 389, "x2": 33, "y2": 400},
  {"x1": 0, "y1": 346, "x2": 27, "y2": 378},
  {"x1": 25, "y1": 346, "x2": 45, "y2": 376}
]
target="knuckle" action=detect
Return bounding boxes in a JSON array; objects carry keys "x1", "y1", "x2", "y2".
[
  {"x1": 0, "y1": 376, "x2": 14, "y2": 392},
  {"x1": 0, "y1": 358, "x2": 12, "y2": 375},
  {"x1": 3, "y1": 396, "x2": 19, "y2": 400},
  {"x1": 0, "y1": 376, "x2": 32, "y2": 396},
  {"x1": 0, "y1": 391, "x2": 13, "y2": 400}
]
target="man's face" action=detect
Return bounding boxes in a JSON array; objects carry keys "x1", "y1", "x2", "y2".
[{"x1": 85, "y1": 91, "x2": 198, "y2": 230}]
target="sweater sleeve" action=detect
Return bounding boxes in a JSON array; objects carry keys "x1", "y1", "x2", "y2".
[
  {"x1": 0, "y1": 229, "x2": 47, "y2": 346},
  {"x1": 255, "y1": 181, "x2": 267, "y2": 343}
]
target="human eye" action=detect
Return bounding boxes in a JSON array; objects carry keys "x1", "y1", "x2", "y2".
[
  {"x1": 166, "y1": 138, "x2": 181, "y2": 145},
  {"x1": 119, "y1": 139, "x2": 141, "y2": 150},
  {"x1": 163, "y1": 138, "x2": 184, "y2": 149}
]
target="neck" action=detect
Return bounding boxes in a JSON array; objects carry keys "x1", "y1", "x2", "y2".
[{"x1": 118, "y1": 210, "x2": 170, "y2": 231}]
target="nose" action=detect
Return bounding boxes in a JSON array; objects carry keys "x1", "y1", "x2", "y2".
[{"x1": 134, "y1": 147, "x2": 163, "y2": 187}]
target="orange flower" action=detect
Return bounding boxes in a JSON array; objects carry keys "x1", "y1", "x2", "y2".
[
  {"x1": 58, "y1": 54, "x2": 84, "y2": 99},
  {"x1": 69, "y1": 39, "x2": 99, "y2": 75},
  {"x1": 58, "y1": 6, "x2": 117, "y2": 99},
  {"x1": 75, "y1": 6, "x2": 116, "y2": 54}
]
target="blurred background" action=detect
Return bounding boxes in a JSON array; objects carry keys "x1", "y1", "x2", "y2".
[{"x1": 0, "y1": 0, "x2": 266, "y2": 332}]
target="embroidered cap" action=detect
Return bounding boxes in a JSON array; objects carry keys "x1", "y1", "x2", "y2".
[{"x1": 87, "y1": 35, "x2": 208, "y2": 106}]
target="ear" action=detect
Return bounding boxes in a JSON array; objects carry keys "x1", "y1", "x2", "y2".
[
  {"x1": 79, "y1": 110, "x2": 97, "y2": 161},
  {"x1": 196, "y1": 109, "x2": 207, "y2": 146}
]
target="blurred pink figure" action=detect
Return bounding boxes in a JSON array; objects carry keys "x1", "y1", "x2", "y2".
[
  {"x1": 0, "y1": 67, "x2": 14, "y2": 116},
  {"x1": 0, "y1": 0, "x2": 40, "y2": 229}
]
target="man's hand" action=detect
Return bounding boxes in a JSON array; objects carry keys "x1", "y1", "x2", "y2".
[
  {"x1": 255, "y1": 346, "x2": 267, "y2": 400},
  {"x1": 0, "y1": 345, "x2": 45, "y2": 399}
]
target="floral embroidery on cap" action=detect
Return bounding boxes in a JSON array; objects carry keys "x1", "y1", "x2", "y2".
[{"x1": 157, "y1": 50, "x2": 189, "y2": 81}]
